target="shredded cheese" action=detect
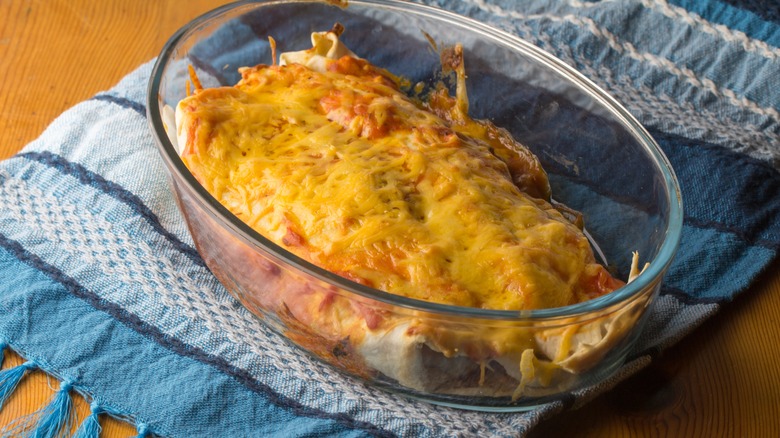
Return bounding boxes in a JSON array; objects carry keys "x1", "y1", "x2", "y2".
[
  {"x1": 175, "y1": 27, "x2": 640, "y2": 398},
  {"x1": 177, "y1": 58, "x2": 621, "y2": 311}
]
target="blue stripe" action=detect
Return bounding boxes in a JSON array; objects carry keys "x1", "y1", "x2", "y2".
[
  {"x1": 684, "y1": 216, "x2": 779, "y2": 250},
  {"x1": 92, "y1": 94, "x2": 147, "y2": 117},
  {"x1": 720, "y1": 0, "x2": 780, "y2": 24},
  {"x1": 655, "y1": 129, "x2": 780, "y2": 250},
  {"x1": 189, "y1": 53, "x2": 230, "y2": 88},
  {"x1": 0, "y1": 232, "x2": 393, "y2": 438},
  {"x1": 17, "y1": 151, "x2": 207, "y2": 269},
  {"x1": 659, "y1": 285, "x2": 724, "y2": 305},
  {"x1": 541, "y1": 127, "x2": 780, "y2": 251},
  {"x1": 664, "y1": 225, "x2": 777, "y2": 301},
  {"x1": 668, "y1": 0, "x2": 780, "y2": 46}
]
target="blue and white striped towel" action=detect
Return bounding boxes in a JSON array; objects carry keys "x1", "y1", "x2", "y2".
[{"x1": 1, "y1": 0, "x2": 778, "y2": 436}]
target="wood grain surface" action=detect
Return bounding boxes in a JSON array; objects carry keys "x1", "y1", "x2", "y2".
[{"x1": 1, "y1": 1, "x2": 779, "y2": 436}]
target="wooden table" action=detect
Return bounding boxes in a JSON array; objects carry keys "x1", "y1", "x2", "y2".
[{"x1": 1, "y1": 1, "x2": 778, "y2": 436}]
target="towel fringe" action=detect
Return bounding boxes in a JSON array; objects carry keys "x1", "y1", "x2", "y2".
[
  {"x1": 72, "y1": 401, "x2": 103, "y2": 438},
  {"x1": 1, "y1": 376, "x2": 73, "y2": 438},
  {"x1": 0, "y1": 346, "x2": 154, "y2": 438},
  {"x1": 29, "y1": 379, "x2": 75, "y2": 438},
  {"x1": 135, "y1": 422, "x2": 151, "y2": 438},
  {"x1": 0, "y1": 359, "x2": 37, "y2": 410}
]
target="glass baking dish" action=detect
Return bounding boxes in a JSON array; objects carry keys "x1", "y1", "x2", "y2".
[{"x1": 147, "y1": 0, "x2": 682, "y2": 411}]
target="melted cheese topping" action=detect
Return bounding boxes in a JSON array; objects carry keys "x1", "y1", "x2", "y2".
[{"x1": 176, "y1": 41, "x2": 622, "y2": 311}]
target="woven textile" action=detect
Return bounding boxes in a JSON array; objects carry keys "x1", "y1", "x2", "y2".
[{"x1": 1, "y1": 0, "x2": 778, "y2": 436}]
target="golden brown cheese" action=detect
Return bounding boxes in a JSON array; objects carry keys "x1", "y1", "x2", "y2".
[
  {"x1": 177, "y1": 51, "x2": 623, "y2": 312},
  {"x1": 172, "y1": 30, "x2": 649, "y2": 399}
]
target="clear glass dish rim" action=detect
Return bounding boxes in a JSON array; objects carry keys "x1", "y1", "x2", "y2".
[{"x1": 147, "y1": 0, "x2": 684, "y2": 322}]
